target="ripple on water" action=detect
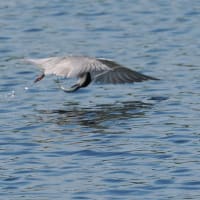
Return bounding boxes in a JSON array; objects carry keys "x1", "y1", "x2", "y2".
[{"x1": 1, "y1": 0, "x2": 200, "y2": 199}]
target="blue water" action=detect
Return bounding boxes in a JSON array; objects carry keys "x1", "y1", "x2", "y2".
[{"x1": 1, "y1": 0, "x2": 200, "y2": 199}]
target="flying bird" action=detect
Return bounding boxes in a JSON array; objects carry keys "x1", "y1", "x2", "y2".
[{"x1": 26, "y1": 55, "x2": 158, "y2": 92}]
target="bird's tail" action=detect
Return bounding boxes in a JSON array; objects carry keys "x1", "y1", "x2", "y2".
[{"x1": 22, "y1": 58, "x2": 44, "y2": 65}]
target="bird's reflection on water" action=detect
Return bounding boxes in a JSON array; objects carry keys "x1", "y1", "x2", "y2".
[{"x1": 37, "y1": 100, "x2": 153, "y2": 129}]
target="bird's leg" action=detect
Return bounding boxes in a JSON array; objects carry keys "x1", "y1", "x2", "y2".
[{"x1": 34, "y1": 73, "x2": 45, "y2": 83}]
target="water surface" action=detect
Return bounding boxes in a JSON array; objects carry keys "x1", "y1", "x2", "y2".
[{"x1": 1, "y1": 0, "x2": 200, "y2": 199}]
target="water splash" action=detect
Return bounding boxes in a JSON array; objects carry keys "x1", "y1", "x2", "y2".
[
  {"x1": 0, "y1": 90, "x2": 16, "y2": 102},
  {"x1": 1, "y1": 83, "x2": 33, "y2": 102},
  {"x1": 24, "y1": 86, "x2": 29, "y2": 91},
  {"x1": 7, "y1": 90, "x2": 16, "y2": 98}
]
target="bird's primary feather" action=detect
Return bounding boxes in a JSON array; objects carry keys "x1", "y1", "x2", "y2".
[{"x1": 92, "y1": 58, "x2": 158, "y2": 84}]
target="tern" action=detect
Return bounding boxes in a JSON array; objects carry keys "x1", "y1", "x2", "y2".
[{"x1": 26, "y1": 55, "x2": 159, "y2": 92}]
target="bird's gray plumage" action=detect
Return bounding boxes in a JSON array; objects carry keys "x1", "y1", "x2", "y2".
[{"x1": 25, "y1": 55, "x2": 158, "y2": 92}]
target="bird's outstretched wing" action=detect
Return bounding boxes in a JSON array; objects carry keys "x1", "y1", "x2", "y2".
[
  {"x1": 25, "y1": 56, "x2": 158, "y2": 84},
  {"x1": 92, "y1": 58, "x2": 158, "y2": 84},
  {"x1": 25, "y1": 56, "x2": 111, "y2": 78}
]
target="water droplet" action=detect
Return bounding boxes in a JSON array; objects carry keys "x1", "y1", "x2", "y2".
[
  {"x1": 6, "y1": 90, "x2": 16, "y2": 98},
  {"x1": 10, "y1": 90, "x2": 15, "y2": 97}
]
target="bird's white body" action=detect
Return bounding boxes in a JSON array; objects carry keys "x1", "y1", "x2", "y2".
[
  {"x1": 25, "y1": 55, "x2": 158, "y2": 92},
  {"x1": 26, "y1": 56, "x2": 111, "y2": 78}
]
